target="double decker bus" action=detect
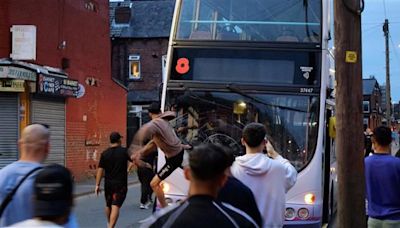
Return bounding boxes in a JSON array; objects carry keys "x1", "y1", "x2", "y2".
[{"x1": 157, "y1": 0, "x2": 337, "y2": 226}]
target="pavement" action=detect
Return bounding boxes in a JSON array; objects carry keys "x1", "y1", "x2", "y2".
[{"x1": 74, "y1": 172, "x2": 139, "y2": 197}]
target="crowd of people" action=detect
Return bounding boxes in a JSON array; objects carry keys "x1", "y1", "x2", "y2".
[{"x1": 0, "y1": 103, "x2": 399, "y2": 228}]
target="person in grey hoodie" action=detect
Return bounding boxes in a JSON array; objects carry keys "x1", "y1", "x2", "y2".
[
  {"x1": 130, "y1": 102, "x2": 191, "y2": 208},
  {"x1": 231, "y1": 123, "x2": 297, "y2": 228}
]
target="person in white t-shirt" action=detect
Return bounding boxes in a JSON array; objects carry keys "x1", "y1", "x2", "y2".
[{"x1": 231, "y1": 123, "x2": 297, "y2": 228}]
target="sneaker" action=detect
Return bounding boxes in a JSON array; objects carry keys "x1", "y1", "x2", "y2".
[
  {"x1": 144, "y1": 201, "x2": 152, "y2": 209},
  {"x1": 140, "y1": 203, "x2": 146, "y2": 209}
]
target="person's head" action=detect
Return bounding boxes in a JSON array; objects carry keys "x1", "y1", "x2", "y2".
[
  {"x1": 18, "y1": 124, "x2": 50, "y2": 162},
  {"x1": 109, "y1": 131, "x2": 122, "y2": 145},
  {"x1": 148, "y1": 102, "x2": 161, "y2": 119},
  {"x1": 184, "y1": 143, "x2": 232, "y2": 196},
  {"x1": 241, "y1": 123, "x2": 266, "y2": 152},
  {"x1": 372, "y1": 126, "x2": 392, "y2": 151},
  {"x1": 33, "y1": 164, "x2": 74, "y2": 225}
]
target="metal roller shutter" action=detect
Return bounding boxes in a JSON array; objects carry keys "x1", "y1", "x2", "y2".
[
  {"x1": 31, "y1": 98, "x2": 65, "y2": 165},
  {"x1": 0, "y1": 94, "x2": 19, "y2": 169}
]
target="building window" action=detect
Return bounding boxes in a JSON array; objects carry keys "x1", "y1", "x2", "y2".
[
  {"x1": 129, "y1": 55, "x2": 141, "y2": 80},
  {"x1": 363, "y1": 118, "x2": 369, "y2": 126},
  {"x1": 363, "y1": 101, "x2": 370, "y2": 113}
]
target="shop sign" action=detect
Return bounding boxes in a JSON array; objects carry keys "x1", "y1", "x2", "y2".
[
  {"x1": 37, "y1": 74, "x2": 79, "y2": 97},
  {"x1": 10, "y1": 25, "x2": 37, "y2": 60},
  {"x1": 0, "y1": 66, "x2": 36, "y2": 81},
  {"x1": 0, "y1": 79, "x2": 25, "y2": 92}
]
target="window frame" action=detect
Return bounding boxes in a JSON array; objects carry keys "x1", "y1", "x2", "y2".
[
  {"x1": 128, "y1": 55, "x2": 141, "y2": 80},
  {"x1": 363, "y1": 101, "x2": 370, "y2": 113}
]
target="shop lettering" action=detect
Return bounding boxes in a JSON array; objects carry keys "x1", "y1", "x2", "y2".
[
  {"x1": 38, "y1": 74, "x2": 78, "y2": 97},
  {"x1": 41, "y1": 81, "x2": 55, "y2": 93}
]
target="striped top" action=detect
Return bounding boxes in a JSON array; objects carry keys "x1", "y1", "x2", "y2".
[{"x1": 141, "y1": 195, "x2": 258, "y2": 228}]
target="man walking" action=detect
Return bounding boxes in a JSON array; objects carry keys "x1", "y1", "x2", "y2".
[
  {"x1": 95, "y1": 131, "x2": 132, "y2": 228},
  {"x1": 231, "y1": 123, "x2": 297, "y2": 228},
  {"x1": 0, "y1": 124, "x2": 49, "y2": 226},
  {"x1": 365, "y1": 126, "x2": 400, "y2": 227},
  {"x1": 130, "y1": 102, "x2": 190, "y2": 208},
  {"x1": 141, "y1": 143, "x2": 258, "y2": 227}
]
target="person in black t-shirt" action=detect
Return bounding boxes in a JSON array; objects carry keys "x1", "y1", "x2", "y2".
[{"x1": 95, "y1": 132, "x2": 132, "y2": 228}]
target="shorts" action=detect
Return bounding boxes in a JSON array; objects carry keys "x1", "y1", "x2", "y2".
[
  {"x1": 157, "y1": 150, "x2": 184, "y2": 180},
  {"x1": 104, "y1": 183, "x2": 127, "y2": 207}
]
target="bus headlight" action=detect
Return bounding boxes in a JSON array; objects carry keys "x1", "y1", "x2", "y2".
[
  {"x1": 165, "y1": 198, "x2": 173, "y2": 204},
  {"x1": 161, "y1": 182, "x2": 170, "y2": 193},
  {"x1": 298, "y1": 208, "x2": 310, "y2": 220},
  {"x1": 304, "y1": 193, "x2": 315, "y2": 204},
  {"x1": 285, "y1": 208, "x2": 296, "y2": 220}
]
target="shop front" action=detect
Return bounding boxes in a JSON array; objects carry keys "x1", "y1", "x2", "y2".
[{"x1": 0, "y1": 60, "x2": 78, "y2": 168}]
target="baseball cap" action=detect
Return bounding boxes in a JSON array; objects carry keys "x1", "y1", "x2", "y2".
[
  {"x1": 33, "y1": 164, "x2": 73, "y2": 217},
  {"x1": 110, "y1": 131, "x2": 123, "y2": 143},
  {"x1": 148, "y1": 102, "x2": 161, "y2": 114}
]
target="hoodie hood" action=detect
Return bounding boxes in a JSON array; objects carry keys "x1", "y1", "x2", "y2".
[{"x1": 234, "y1": 153, "x2": 272, "y2": 175}]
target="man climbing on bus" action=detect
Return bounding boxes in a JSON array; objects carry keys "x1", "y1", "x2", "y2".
[{"x1": 129, "y1": 102, "x2": 191, "y2": 208}]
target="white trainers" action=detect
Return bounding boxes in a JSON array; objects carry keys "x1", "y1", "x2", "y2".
[
  {"x1": 144, "y1": 201, "x2": 152, "y2": 209},
  {"x1": 140, "y1": 201, "x2": 151, "y2": 209}
]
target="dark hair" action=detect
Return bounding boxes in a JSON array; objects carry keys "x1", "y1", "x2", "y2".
[
  {"x1": 148, "y1": 102, "x2": 161, "y2": 114},
  {"x1": 242, "y1": 123, "x2": 266, "y2": 148},
  {"x1": 109, "y1": 132, "x2": 122, "y2": 144},
  {"x1": 373, "y1": 126, "x2": 392, "y2": 146},
  {"x1": 189, "y1": 143, "x2": 231, "y2": 181}
]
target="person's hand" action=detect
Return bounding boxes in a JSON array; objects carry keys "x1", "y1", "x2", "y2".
[
  {"x1": 265, "y1": 141, "x2": 279, "y2": 159},
  {"x1": 182, "y1": 144, "x2": 193, "y2": 150},
  {"x1": 95, "y1": 185, "x2": 101, "y2": 196},
  {"x1": 131, "y1": 151, "x2": 142, "y2": 165}
]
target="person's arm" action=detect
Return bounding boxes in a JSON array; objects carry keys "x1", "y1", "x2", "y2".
[
  {"x1": 266, "y1": 141, "x2": 297, "y2": 192},
  {"x1": 139, "y1": 140, "x2": 157, "y2": 157},
  {"x1": 95, "y1": 167, "x2": 104, "y2": 195}
]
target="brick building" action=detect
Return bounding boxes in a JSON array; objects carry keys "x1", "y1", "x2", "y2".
[
  {"x1": 110, "y1": 0, "x2": 174, "y2": 145},
  {"x1": 0, "y1": 0, "x2": 126, "y2": 180},
  {"x1": 363, "y1": 78, "x2": 383, "y2": 129}
]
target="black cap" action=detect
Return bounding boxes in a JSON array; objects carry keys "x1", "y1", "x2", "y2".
[
  {"x1": 148, "y1": 102, "x2": 161, "y2": 114},
  {"x1": 110, "y1": 132, "x2": 122, "y2": 143},
  {"x1": 33, "y1": 164, "x2": 73, "y2": 217}
]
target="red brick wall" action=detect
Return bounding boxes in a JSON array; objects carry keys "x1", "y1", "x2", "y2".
[
  {"x1": 0, "y1": 1, "x2": 10, "y2": 56},
  {"x1": 1, "y1": 0, "x2": 126, "y2": 180}
]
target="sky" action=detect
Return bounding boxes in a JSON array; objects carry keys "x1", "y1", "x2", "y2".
[{"x1": 362, "y1": 0, "x2": 400, "y2": 103}]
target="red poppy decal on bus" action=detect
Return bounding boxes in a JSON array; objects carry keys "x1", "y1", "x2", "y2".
[{"x1": 175, "y1": 58, "x2": 190, "y2": 74}]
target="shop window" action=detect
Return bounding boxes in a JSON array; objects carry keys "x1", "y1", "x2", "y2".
[{"x1": 129, "y1": 55, "x2": 141, "y2": 80}]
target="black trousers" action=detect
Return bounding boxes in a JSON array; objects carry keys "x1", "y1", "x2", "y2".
[{"x1": 137, "y1": 167, "x2": 155, "y2": 204}]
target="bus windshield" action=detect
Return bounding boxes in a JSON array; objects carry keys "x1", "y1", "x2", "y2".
[
  {"x1": 176, "y1": 0, "x2": 321, "y2": 43},
  {"x1": 166, "y1": 89, "x2": 319, "y2": 171}
]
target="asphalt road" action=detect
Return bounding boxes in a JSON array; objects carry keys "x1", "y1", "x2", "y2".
[{"x1": 74, "y1": 183, "x2": 152, "y2": 228}]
